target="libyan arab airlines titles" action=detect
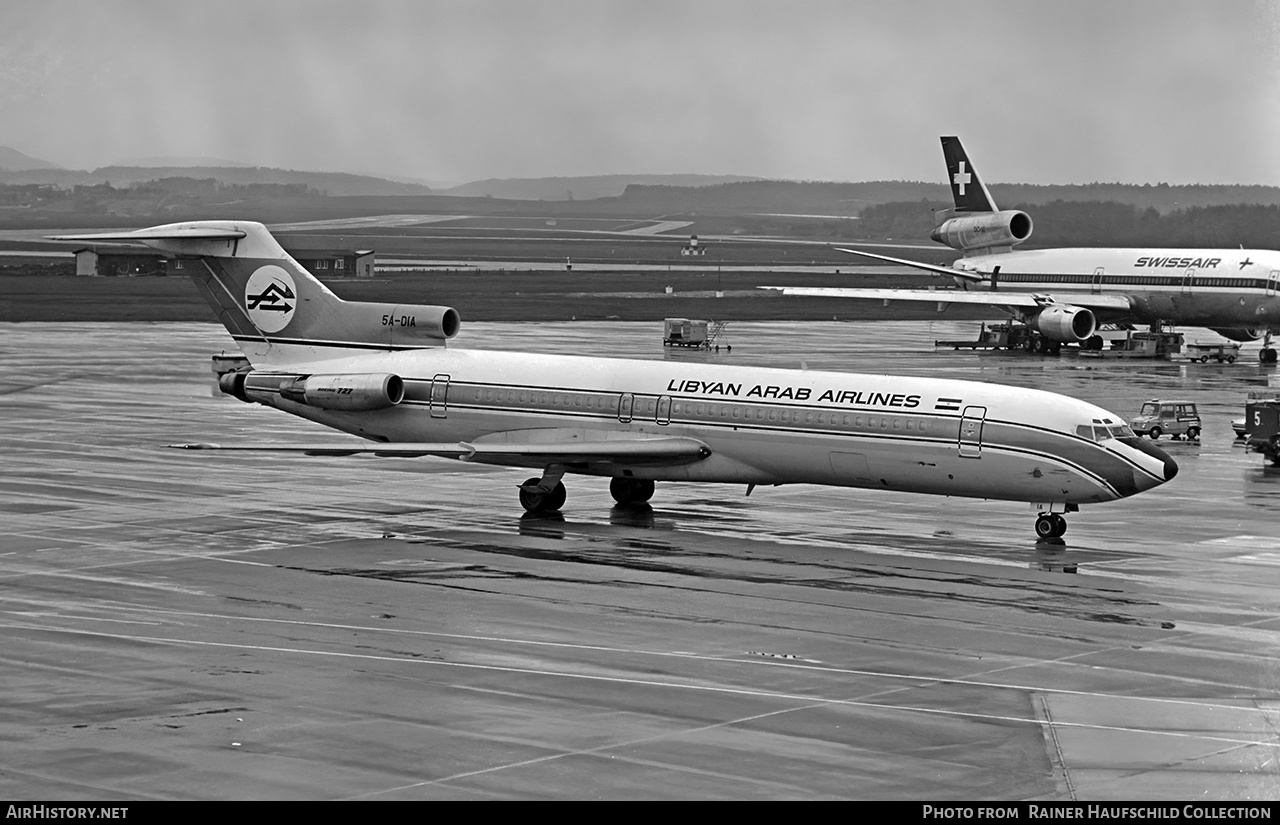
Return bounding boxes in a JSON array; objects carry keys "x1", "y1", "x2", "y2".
[{"x1": 665, "y1": 378, "x2": 924, "y2": 408}]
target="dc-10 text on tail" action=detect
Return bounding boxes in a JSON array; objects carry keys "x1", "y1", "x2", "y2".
[{"x1": 50, "y1": 221, "x2": 1177, "y2": 538}]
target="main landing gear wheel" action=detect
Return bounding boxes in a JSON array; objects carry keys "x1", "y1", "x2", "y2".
[
  {"x1": 1035, "y1": 513, "x2": 1067, "y2": 539},
  {"x1": 610, "y1": 477, "x2": 655, "y2": 504},
  {"x1": 519, "y1": 477, "x2": 567, "y2": 512},
  {"x1": 1030, "y1": 337, "x2": 1062, "y2": 356},
  {"x1": 1262, "y1": 348, "x2": 1278, "y2": 364}
]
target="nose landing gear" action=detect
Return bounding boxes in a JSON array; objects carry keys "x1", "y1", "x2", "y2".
[
  {"x1": 1035, "y1": 513, "x2": 1067, "y2": 539},
  {"x1": 1034, "y1": 503, "x2": 1076, "y2": 539}
]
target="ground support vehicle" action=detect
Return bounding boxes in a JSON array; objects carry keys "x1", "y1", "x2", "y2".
[
  {"x1": 1078, "y1": 329, "x2": 1183, "y2": 360},
  {"x1": 935, "y1": 321, "x2": 1065, "y2": 354},
  {"x1": 664, "y1": 318, "x2": 728, "y2": 349},
  {"x1": 1129, "y1": 400, "x2": 1202, "y2": 440},
  {"x1": 1183, "y1": 342, "x2": 1241, "y2": 363},
  {"x1": 1244, "y1": 392, "x2": 1280, "y2": 466}
]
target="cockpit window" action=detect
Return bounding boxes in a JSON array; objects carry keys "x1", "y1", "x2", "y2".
[{"x1": 1076, "y1": 423, "x2": 1135, "y2": 441}]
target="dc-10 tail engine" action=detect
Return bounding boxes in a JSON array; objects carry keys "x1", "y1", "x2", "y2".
[
  {"x1": 931, "y1": 209, "x2": 1033, "y2": 254},
  {"x1": 220, "y1": 371, "x2": 405, "y2": 412}
]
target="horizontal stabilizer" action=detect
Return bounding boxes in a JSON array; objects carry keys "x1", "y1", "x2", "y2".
[
  {"x1": 834, "y1": 247, "x2": 982, "y2": 281},
  {"x1": 48, "y1": 225, "x2": 247, "y2": 243}
]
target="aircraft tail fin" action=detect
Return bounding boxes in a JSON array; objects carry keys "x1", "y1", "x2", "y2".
[
  {"x1": 940, "y1": 136, "x2": 998, "y2": 213},
  {"x1": 48, "y1": 221, "x2": 459, "y2": 367}
]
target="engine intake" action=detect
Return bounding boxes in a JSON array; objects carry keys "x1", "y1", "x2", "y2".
[
  {"x1": 1029, "y1": 305, "x2": 1097, "y2": 343},
  {"x1": 277, "y1": 373, "x2": 405, "y2": 411},
  {"x1": 931, "y1": 210, "x2": 1033, "y2": 252}
]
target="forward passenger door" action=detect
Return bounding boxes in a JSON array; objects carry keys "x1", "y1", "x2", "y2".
[{"x1": 959, "y1": 406, "x2": 986, "y2": 458}]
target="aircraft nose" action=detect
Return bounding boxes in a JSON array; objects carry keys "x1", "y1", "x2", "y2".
[{"x1": 1119, "y1": 436, "x2": 1177, "y2": 488}]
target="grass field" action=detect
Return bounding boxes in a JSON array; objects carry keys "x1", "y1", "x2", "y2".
[
  {"x1": 0, "y1": 218, "x2": 981, "y2": 323},
  {"x1": 0, "y1": 267, "x2": 990, "y2": 323}
]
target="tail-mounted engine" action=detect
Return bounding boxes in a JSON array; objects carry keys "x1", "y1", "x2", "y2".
[
  {"x1": 278, "y1": 373, "x2": 405, "y2": 411},
  {"x1": 1028, "y1": 305, "x2": 1097, "y2": 343},
  {"x1": 342, "y1": 302, "x2": 461, "y2": 346},
  {"x1": 1209, "y1": 327, "x2": 1263, "y2": 342},
  {"x1": 221, "y1": 370, "x2": 406, "y2": 412},
  {"x1": 931, "y1": 210, "x2": 1033, "y2": 253}
]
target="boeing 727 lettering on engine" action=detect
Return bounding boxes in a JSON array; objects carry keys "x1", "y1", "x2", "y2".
[
  {"x1": 50, "y1": 221, "x2": 1177, "y2": 538},
  {"x1": 765, "y1": 136, "x2": 1280, "y2": 361}
]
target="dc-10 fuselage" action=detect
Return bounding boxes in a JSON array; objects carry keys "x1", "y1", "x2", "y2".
[
  {"x1": 947, "y1": 246, "x2": 1280, "y2": 329},
  {"x1": 787, "y1": 137, "x2": 1280, "y2": 361}
]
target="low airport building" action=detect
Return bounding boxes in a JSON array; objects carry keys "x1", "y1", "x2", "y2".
[
  {"x1": 73, "y1": 246, "x2": 376, "y2": 278},
  {"x1": 73, "y1": 246, "x2": 168, "y2": 277}
]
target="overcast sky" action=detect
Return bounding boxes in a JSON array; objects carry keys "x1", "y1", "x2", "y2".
[{"x1": 3, "y1": 0, "x2": 1278, "y2": 186}]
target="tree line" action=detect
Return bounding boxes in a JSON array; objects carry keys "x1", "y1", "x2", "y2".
[{"x1": 854, "y1": 199, "x2": 1280, "y2": 249}]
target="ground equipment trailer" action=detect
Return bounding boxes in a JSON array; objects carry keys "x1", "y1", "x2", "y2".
[
  {"x1": 1183, "y1": 341, "x2": 1241, "y2": 363},
  {"x1": 1244, "y1": 391, "x2": 1280, "y2": 466},
  {"x1": 934, "y1": 321, "x2": 1070, "y2": 355},
  {"x1": 663, "y1": 318, "x2": 728, "y2": 349}
]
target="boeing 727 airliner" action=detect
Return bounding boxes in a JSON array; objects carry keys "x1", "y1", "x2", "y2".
[
  {"x1": 766, "y1": 136, "x2": 1280, "y2": 361},
  {"x1": 50, "y1": 221, "x2": 1177, "y2": 538}
]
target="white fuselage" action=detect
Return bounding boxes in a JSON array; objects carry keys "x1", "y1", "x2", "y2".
[
  {"x1": 248, "y1": 345, "x2": 1174, "y2": 508},
  {"x1": 954, "y1": 247, "x2": 1280, "y2": 329}
]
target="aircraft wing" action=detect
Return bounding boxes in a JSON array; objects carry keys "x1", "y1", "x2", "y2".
[
  {"x1": 833, "y1": 246, "x2": 984, "y2": 282},
  {"x1": 171, "y1": 436, "x2": 711, "y2": 466},
  {"x1": 760, "y1": 286, "x2": 1135, "y2": 313}
]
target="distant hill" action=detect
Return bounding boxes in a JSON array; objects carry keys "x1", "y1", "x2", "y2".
[
  {"x1": 612, "y1": 180, "x2": 943, "y2": 215},
  {"x1": 0, "y1": 146, "x2": 62, "y2": 171},
  {"x1": 442, "y1": 174, "x2": 759, "y2": 201},
  {"x1": 112, "y1": 155, "x2": 256, "y2": 168},
  {"x1": 612, "y1": 179, "x2": 1280, "y2": 215}
]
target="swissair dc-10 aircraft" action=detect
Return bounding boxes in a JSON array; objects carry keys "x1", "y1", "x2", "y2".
[
  {"x1": 767, "y1": 136, "x2": 1280, "y2": 361},
  {"x1": 51, "y1": 221, "x2": 1177, "y2": 539}
]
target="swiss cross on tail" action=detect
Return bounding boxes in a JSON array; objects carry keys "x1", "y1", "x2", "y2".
[{"x1": 940, "y1": 136, "x2": 996, "y2": 213}]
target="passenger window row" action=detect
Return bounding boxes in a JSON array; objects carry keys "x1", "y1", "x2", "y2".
[{"x1": 461, "y1": 385, "x2": 937, "y2": 435}]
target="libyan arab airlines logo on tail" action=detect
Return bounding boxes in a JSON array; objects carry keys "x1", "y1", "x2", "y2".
[{"x1": 244, "y1": 265, "x2": 296, "y2": 332}]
